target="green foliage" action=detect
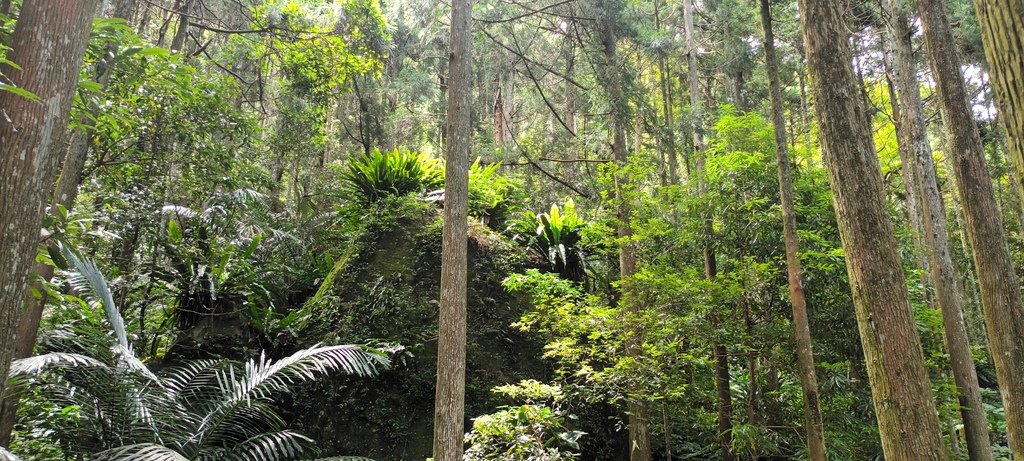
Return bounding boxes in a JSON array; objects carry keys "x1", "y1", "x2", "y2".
[
  {"x1": 465, "y1": 381, "x2": 582, "y2": 461},
  {"x1": 468, "y1": 159, "x2": 525, "y2": 222},
  {"x1": 340, "y1": 148, "x2": 443, "y2": 203},
  {"x1": 514, "y1": 200, "x2": 588, "y2": 282}
]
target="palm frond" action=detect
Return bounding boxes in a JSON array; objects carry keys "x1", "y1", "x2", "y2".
[
  {"x1": 8, "y1": 352, "x2": 108, "y2": 378},
  {"x1": 162, "y1": 359, "x2": 228, "y2": 396},
  {"x1": 193, "y1": 345, "x2": 387, "y2": 444},
  {"x1": 113, "y1": 344, "x2": 161, "y2": 383},
  {"x1": 229, "y1": 345, "x2": 387, "y2": 403},
  {"x1": 220, "y1": 430, "x2": 311, "y2": 461},
  {"x1": 161, "y1": 205, "x2": 199, "y2": 219},
  {"x1": 92, "y1": 444, "x2": 189, "y2": 461},
  {"x1": 63, "y1": 246, "x2": 128, "y2": 349},
  {"x1": 0, "y1": 447, "x2": 21, "y2": 461},
  {"x1": 310, "y1": 458, "x2": 376, "y2": 461}
]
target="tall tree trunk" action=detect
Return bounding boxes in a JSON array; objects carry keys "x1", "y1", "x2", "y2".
[
  {"x1": 796, "y1": 1, "x2": 949, "y2": 458},
  {"x1": 885, "y1": 5, "x2": 993, "y2": 459},
  {"x1": 432, "y1": 0, "x2": 471, "y2": 458},
  {"x1": 0, "y1": 0, "x2": 131, "y2": 437},
  {"x1": 797, "y1": 46, "x2": 812, "y2": 164},
  {"x1": 170, "y1": 0, "x2": 192, "y2": 53},
  {"x1": 601, "y1": 13, "x2": 652, "y2": 461},
  {"x1": 493, "y1": 69, "x2": 514, "y2": 150},
  {"x1": 0, "y1": 0, "x2": 99, "y2": 407},
  {"x1": 655, "y1": 0, "x2": 678, "y2": 185},
  {"x1": 884, "y1": 64, "x2": 930, "y2": 294},
  {"x1": 974, "y1": 0, "x2": 1024, "y2": 209},
  {"x1": 918, "y1": 0, "x2": 1024, "y2": 455},
  {"x1": 684, "y1": 1, "x2": 734, "y2": 458},
  {"x1": 0, "y1": 0, "x2": 11, "y2": 29},
  {"x1": 758, "y1": 2, "x2": 826, "y2": 459}
]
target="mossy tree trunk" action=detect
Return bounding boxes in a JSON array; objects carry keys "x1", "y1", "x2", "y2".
[
  {"x1": 918, "y1": 0, "x2": 1024, "y2": 455},
  {"x1": 973, "y1": 0, "x2": 1024, "y2": 209},
  {"x1": 885, "y1": 4, "x2": 993, "y2": 459},
  {"x1": 797, "y1": 1, "x2": 949, "y2": 458}
]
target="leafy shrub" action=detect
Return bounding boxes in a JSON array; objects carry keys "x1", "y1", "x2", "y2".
[
  {"x1": 465, "y1": 380, "x2": 583, "y2": 461},
  {"x1": 340, "y1": 148, "x2": 442, "y2": 203},
  {"x1": 513, "y1": 200, "x2": 587, "y2": 282}
]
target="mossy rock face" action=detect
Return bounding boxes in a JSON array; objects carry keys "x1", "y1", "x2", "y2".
[{"x1": 289, "y1": 200, "x2": 550, "y2": 460}]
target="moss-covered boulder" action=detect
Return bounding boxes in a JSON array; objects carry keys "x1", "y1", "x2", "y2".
[{"x1": 288, "y1": 198, "x2": 550, "y2": 459}]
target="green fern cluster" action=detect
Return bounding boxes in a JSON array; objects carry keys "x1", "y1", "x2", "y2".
[
  {"x1": 340, "y1": 148, "x2": 443, "y2": 203},
  {"x1": 514, "y1": 200, "x2": 587, "y2": 283}
]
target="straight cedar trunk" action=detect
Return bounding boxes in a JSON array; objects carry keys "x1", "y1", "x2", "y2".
[
  {"x1": 169, "y1": 0, "x2": 193, "y2": 53},
  {"x1": 683, "y1": 1, "x2": 734, "y2": 458},
  {"x1": 886, "y1": 5, "x2": 993, "y2": 460},
  {"x1": 0, "y1": 0, "x2": 99, "y2": 400},
  {"x1": 655, "y1": 0, "x2": 678, "y2": 185},
  {"x1": 432, "y1": 0, "x2": 471, "y2": 458},
  {"x1": 797, "y1": 1, "x2": 949, "y2": 459},
  {"x1": 973, "y1": 0, "x2": 1024, "y2": 208},
  {"x1": 0, "y1": 0, "x2": 139, "y2": 444},
  {"x1": 919, "y1": 0, "x2": 1024, "y2": 455},
  {"x1": 600, "y1": 14, "x2": 652, "y2": 461},
  {"x1": 758, "y1": 2, "x2": 826, "y2": 459}
]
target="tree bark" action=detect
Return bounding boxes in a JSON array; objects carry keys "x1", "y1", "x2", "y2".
[
  {"x1": 493, "y1": 69, "x2": 514, "y2": 150},
  {"x1": 0, "y1": 0, "x2": 99, "y2": 407},
  {"x1": 885, "y1": 5, "x2": 993, "y2": 459},
  {"x1": 758, "y1": 2, "x2": 826, "y2": 459},
  {"x1": 170, "y1": 0, "x2": 193, "y2": 53},
  {"x1": 655, "y1": 0, "x2": 678, "y2": 185},
  {"x1": 600, "y1": 13, "x2": 652, "y2": 461},
  {"x1": 918, "y1": 0, "x2": 1024, "y2": 455},
  {"x1": 974, "y1": 0, "x2": 1024, "y2": 209},
  {"x1": 431, "y1": 0, "x2": 471, "y2": 458},
  {"x1": 684, "y1": 1, "x2": 734, "y2": 458},
  {"x1": 796, "y1": 1, "x2": 949, "y2": 458}
]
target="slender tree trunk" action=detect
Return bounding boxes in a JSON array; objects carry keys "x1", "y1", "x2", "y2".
[
  {"x1": 974, "y1": 0, "x2": 1024, "y2": 209},
  {"x1": 797, "y1": 47, "x2": 812, "y2": 162},
  {"x1": 0, "y1": 0, "x2": 11, "y2": 29},
  {"x1": 170, "y1": 0, "x2": 192, "y2": 53},
  {"x1": 797, "y1": 1, "x2": 949, "y2": 458},
  {"x1": 432, "y1": 0, "x2": 471, "y2": 458},
  {"x1": 684, "y1": 2, "x2": 734, "y2": 458},
  {"x1": 759, "y1": 2, "x2": 826, "y2": 459},
  {"x1": 885, "y1": 5, "x2": 993, "y2": 459},
  {"x1": 600, "y1": 13, "x2": 652, "y2": 461},
  {"x1": 493, "y1": 69, "x2": 514, "y2": 150},
  {"x1": 918, "y1": 0, "x2": 1024, "y2": 455},
  {"x1": 655, "y1": 0, "x2": 678, "y2": 185},
  {"x1": 0, "y1": 0, "x2": 99, "y2": 407},
  {"x1": 884, "y1": 65, "x2": 930, "y2": 293}
]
